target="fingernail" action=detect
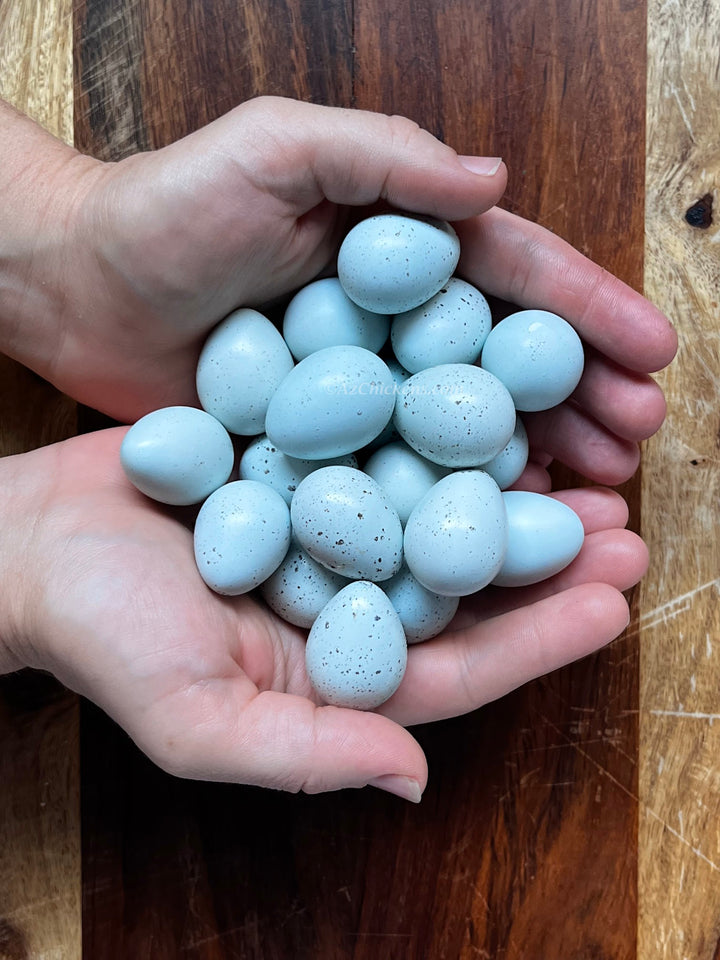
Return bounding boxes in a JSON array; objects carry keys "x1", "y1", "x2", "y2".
[
  {"x1": 367, "y1": 775, "x2": 423, "y2": 803},
  {"x1": 458, "y1": 155, "x2": 503, "y2": 177}
]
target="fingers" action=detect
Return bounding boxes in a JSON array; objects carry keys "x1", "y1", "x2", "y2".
[
  {"x1": 549, "y1": 486, "x2": 629, "y2": 533},
  {"x1": 570, "y1": 350, "x2": 667, "y2": 442},
  {"x1": 209, "y1": 96, "x2": 508, "y2": 220},
  {"x1": 507, "y1": 460, "x2": 552, "y2": 493},
  {"x1": 140, "y1": 685, "x2": 428, "y2": 801},
  {"x1": 523, "y1": 405, "x2": 640, "y2": 485},
  {"x1": 444, "y1": 486, "x2": 639, "y2": 627},
  {"x1": 459, "y1": 528, "x2": 648, "y2": 623},
  {"x1": 455, "y1": 206, "x2": 677, "y2": 373},
  {"x1": 382, "y1": 582, "x2": 630, "y2": 726}
]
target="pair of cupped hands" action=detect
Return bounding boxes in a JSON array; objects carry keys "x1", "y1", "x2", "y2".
[{"x1": 0, "y1": 97, "x2": 676, "y2": 803}]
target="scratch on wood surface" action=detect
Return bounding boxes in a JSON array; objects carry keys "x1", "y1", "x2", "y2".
[
  {"x1": 668, "y1": 81, "x2": 696, "y2": 141},
  {"x1": 186, "y1": 924, "x2": 260, "y2": 951},
  {"x1": 538, "y1": 712, "x2": 720, "y2": 875},
  {"x1": 627, "y1": 578, "x2": 720, "y2": 639},
  {"x1": 650, "y1": 710, "x2": 720, "y2": 724}
]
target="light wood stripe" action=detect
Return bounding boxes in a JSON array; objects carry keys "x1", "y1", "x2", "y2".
[
  {"x1": 0, "y1": 0, "x2": 81, "y2": 957},
  {"x1": 641, "y1": 0, "x2": 720, "y2": 956}
]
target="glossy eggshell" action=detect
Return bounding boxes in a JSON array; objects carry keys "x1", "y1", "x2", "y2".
[
  {"x1": 480, "y1": 309, "x2": 584, "y2": 411},
  {"x1": 381, "y1": 565, "x2": 459, "y2": 642},
  {"x1": 282, "y1": 277, "x2": 389, "y2": 360},
  {"x1": 196, "y1": 308, "x2": 294, "y2": 435},
  {"x1": 264, "y1": 345, "x2": 396, "y2": 459},
  {"x1": 492, "y1": 491, "x2": 585, "y2": 587},
  {"x1": 363, "y1": 440, "x2": 450, "y2": 525},
  {"x1": 391, "y1": 277, "x2": 492, "y2": 373},
  {"x1": 393, "y1": 363, "x2": 516, "y2": 467},
  {"x1": 260, "y1": 539, "x2": 349, "y2": 629},
  {"x1": 193, "y1": 480, "x2": 291, "y2": 595},
  {"x1": 290, "y1": 466, "x2": 403, "y2": 581},
  {"x1": 404, "y1": 471, "x2": 508, "y2": 596},
  {"x1": 481, "y1": 416, "x2": 529, "y2": 490},
  {"x1": 305, "y1": 581, "x2": 407, "y2": 709},
  {"x1": 120, "y1": 405, "x2": 234, "y2": 505},
  {"x1": 239, "y1": 435, "x2": 357, "y2": 504},
  {"x1": 337, "y1": 214, "x2": 460, "y2": 314}
]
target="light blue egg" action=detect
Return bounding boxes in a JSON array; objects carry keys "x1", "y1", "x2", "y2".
[
  {"x1": 239, "y1": 435, "x2": 357, "y2": 504},
  {"x1": 282, "y1": 277, "x2": 389, "y2": 360},
  {"x1": 337, "y1": 213, "x2": 460, "y2": 314},
  {"x1": 492, "y1": 491, "x2": 585, "y2": 587},
  {"x1": 480, "y1": 309, "x2": 584, "y2": 411},
  {"x1": 265, "y1": 345, "x2": 395, "y2": 459},
  {"x1": 193, "y1": 480, "x2": 291, "y2": 595},
  {"x1": 120, "y1": 406, "x2": 233, "y2": 505},
  {"x1": 391, "y1": 277, "x2": 492, "y2": 373},
  {"x1": 404, "y1": 471, "x2": 507, "y2": 596},
  {"x1": 306, "y1": 581, "x2": 407, "y2": 709},
  {"x1": 196, "y1": 308, "x2": 294, "y2": 435},
  {"x1": 260, "y1": 539, "x2": 349, "y2": 629},
  {"x1": 394, "y1": 363, "x2": 516, "y2": 467},
  {"x1": 481, "y1": 416, "x2": 529, "y2": 490},
  {"x1": 291, "y1": 465, "x2": 403, "y2": 581},
  {"x1": 381, "y1": 565, "x2": 459, "y2": 643},
  {"x1": 363, "y1": 440, "x2": 450, "y2": 525}
]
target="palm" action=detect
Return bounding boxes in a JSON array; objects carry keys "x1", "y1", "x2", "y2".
[{"x1": 16, "y1": 427, "x2": 645, "y2": 793}]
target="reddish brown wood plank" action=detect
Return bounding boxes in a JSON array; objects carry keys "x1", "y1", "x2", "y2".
[
  {"x1": 75, "y1": 0, "x2": 646, "y2": 956},
  {"x1": 74, "y1": 0, "x2": 353, "y2": 158},
  {"x1": 354, "y1": 1, "x2": 645, "y2": 956}
]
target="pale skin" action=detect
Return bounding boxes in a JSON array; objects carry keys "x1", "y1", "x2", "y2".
[{"x1": 0, "y1": 96, "x2": 677, "y2": 802}]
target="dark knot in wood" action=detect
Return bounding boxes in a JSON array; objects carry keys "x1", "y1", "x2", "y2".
[
  {"x1": 0, "y1": 919, "x2": 29, "y2": 960},
  {"x1": 684, "y1": 193, "x2": 714, "y2": 229}
]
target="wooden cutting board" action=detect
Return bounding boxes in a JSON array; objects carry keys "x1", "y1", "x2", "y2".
[{"x1": 0, "y1": 0, "x2": 717, "y2": 957}]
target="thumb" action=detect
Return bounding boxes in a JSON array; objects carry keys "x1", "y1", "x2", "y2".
[
  {"x1": 191, "y1": 95, "x2": 507, "y2": 220},
  {"x1": 142, "y1": 686, "x2": 429, "y2": 803}
]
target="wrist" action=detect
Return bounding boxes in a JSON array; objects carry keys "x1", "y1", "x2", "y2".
[
  {"x1": 0, "y1": 444, "x2": 60, "y2": 674},
  {"x1": 0, "y1": 455, "x2": 28, "y2": 674},
  {"x1": 0, "y1": 100, "x2": 105, "y2": 384}
]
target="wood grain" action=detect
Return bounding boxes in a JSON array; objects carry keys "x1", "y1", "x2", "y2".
[
  {"x1": 355, "y1": 1, "x2": 645, "y2": 955},
  {"x1": 73, "y1": 0, "x2": 353, "y2": 158},
  {"x1": 74, "y1": 0, "x2": 648, "y2": 957},
  {"x1": 640, "y1": 0, "x2": 720, "y2": 956},
  {"x1": 0, "y1": 0, "x2": 80, "y2": 957}
]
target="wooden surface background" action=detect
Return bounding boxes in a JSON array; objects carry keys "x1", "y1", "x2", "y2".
[{"x1": 0, "y1": 0, "x2": 717, "y2": 957}]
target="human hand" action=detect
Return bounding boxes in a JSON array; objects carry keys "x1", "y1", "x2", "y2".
[
  {"x1": 2, "y1": 96, "x2": 675, "y2": 488},
  {"x1": 0, "y1": 428, "x2": 646, "y2": 800}
]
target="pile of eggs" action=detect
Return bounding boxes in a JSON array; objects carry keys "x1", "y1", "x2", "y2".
[{"x1": 120, "y1": 213, "x2": 586, "y2": 710}]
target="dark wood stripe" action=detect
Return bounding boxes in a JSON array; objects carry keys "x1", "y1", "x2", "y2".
[{"x1": 76, "y1": 0, "x2": 645, "y2": 955}]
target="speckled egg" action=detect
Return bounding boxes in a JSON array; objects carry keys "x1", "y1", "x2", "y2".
[
  {"x1": 120, "y1": 405, "x2": 234, "y2": 505},
  {"x1": 481, "y1": 416, "x2": 529, "y2": 490},
  {"x1": 239, "y1": 435, "x2": 357, "y2": 504},
  {"x1": 305, "y1": 581, "x2": 407, "y2": 709},
  {"x1": 492, "y1": 491, "x2": 585, "y2": 587},
  {"x1": 391, "y1": 277, "x2": 492, "y2": 373},
  {"x1": 381, "y1": 565, "x2": 459, "y2": 643},
  {"x1": 193, "y1": 480, "x2": 291, "y2": 595},
  {"x1": 363, "y1": 440, "x2": 450, "y2": 525},
  {"x1": 282, "y1": 277, "x2": 389, "y2": 360},
  {"x1": 404, "y1": 470, "x2": 508, "y2": 596},
  {"x1": 393, "y1": 363, "x2": 516, "y2": 467},
  {"x1": 265, "y1": 346, "x2": 396, "y2": 459},
  {"x1": 260, "y1": 539, "x2": 349, "y2": 629},
  {"x1": 196, "y1": 308, "x2": 294, "y2": 435},
  {"x1": 480, "y1": 309, "x2": 584, "y2": 411},
  {"x1": 337, "y1": 213, "x2": 460, "y2": 314},
  {"x1": 290, "y1": 465, "x2": 403, "y2": 581}
]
